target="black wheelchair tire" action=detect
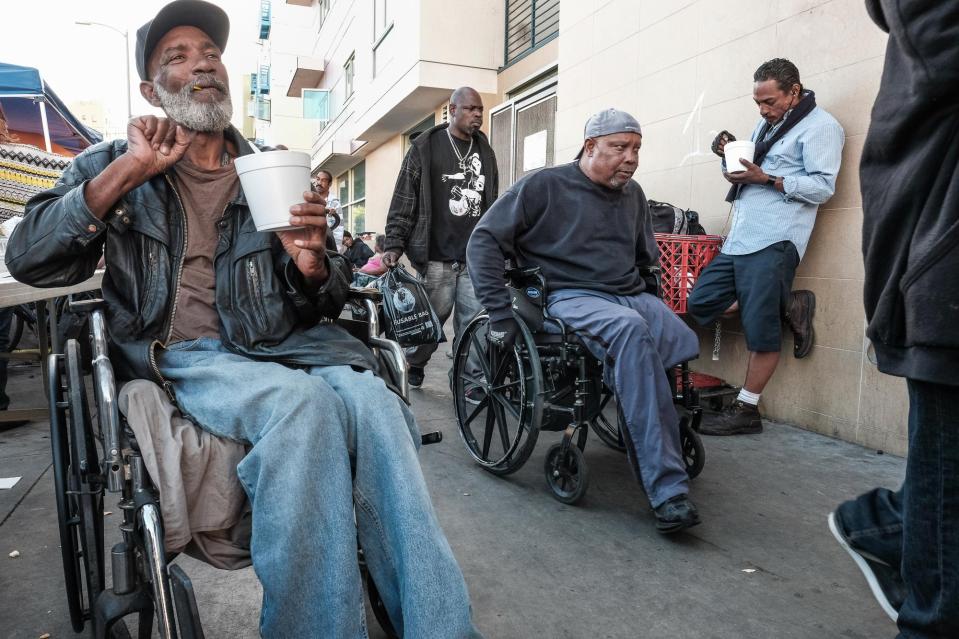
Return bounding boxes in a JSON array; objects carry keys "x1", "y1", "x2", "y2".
[
  {"x1": 589, "y1": 387, "x2": 627, "y2": 452},
  {"x1": 544, "y1": 442, "x2": 590, "y2": 505},
  {"x1": 50, "y1": 341, "x2": 106, "y2": 634},
  {"x1": 366, "y1": 571, "x2": 399, "y2": 639},
  {"x1": 452, "y1": 313, "x2": 543, "y2": 476},
  {"x1": 6, "y1": 308, "x2": 25, "y2": 352},
  {"x1": 680, "y1": 416, "x2": 706, "y2": 479}
]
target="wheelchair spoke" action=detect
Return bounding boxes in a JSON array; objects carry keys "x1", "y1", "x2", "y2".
[
  {"x1": 481, "y1": 408, "x2": 496, "y2": 459},
  {"x1": 489, "y1": 396, "x2": 512, "y2": 454},
  {"x1": 463, "y1": 395, "x2": 490, "y2": 428},
  {"x1": 490, "y1": 379, "x2": 521, "y2": 393},
  {"x1": 458, "y1": 372, "x2": 487, "y2": 389},
  {"x1": 491, "y1": 392, "x2": 521, "y2": 422},
  {"x1": 470, "y1": 332, "x2": 492, "y2": 380}
]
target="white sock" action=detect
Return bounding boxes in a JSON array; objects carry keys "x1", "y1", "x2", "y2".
[{"x1": 737, "y1": 388, "x2": 761, "y2": 406}]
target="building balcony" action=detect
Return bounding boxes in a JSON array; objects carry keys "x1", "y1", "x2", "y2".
[
  {"x1": 286, "y1": 56, "x2": 326, "y2": 97},
  {"x1": 353, "y1": 60, "x2": 496, "y2": 151},
  {"x1": 259, "y1": 0, "x2": 272, "y2": 39}
]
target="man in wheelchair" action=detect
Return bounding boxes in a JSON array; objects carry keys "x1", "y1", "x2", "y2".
[
  {"x1": 467, "y1": 108, "x2": 702, "y2": 533},
  {"x1": 5, "y1": 1, "x2": 481, "y2": 636}
]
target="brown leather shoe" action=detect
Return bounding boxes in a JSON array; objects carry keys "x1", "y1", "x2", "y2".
[
  {"x1": 787, "y1": 290, "x2": 816, "y2": 359},
  {"x1": 700, "y1": 400, "x2": 763, "y2": 436}
]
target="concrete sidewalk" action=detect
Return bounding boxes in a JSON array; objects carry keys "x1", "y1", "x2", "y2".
[{"x1": 0, "y1": 348, "x2": 904, "y2": 639}]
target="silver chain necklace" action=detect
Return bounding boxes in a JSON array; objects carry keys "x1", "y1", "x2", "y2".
[{"x1": 446, "y1": 127, "x2": 473, "y2": 169}]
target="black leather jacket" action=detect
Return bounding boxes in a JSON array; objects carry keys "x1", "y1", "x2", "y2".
[{"x1": 5, "y1": 128, "x2": 376, "y2": 386}]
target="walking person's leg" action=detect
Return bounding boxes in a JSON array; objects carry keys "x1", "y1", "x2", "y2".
[
  {"x1": 833, "y1": 380, "x2": 959, "y2": 637},
  {"x1": 897, "y1": 379, "x2": 959, "y2": 637},
  {"x1": 310, "y1": 366, "x2": 482, "y2": 638},
  {"x1": 452, "y1": 263, "x2": 485, "y2": 396},
  {"x1": 158, "y1": 339, "x2": 369, "y2": 638},
  {"x1": 405, "y1": 261, "x2": 456, "y2": 387}
]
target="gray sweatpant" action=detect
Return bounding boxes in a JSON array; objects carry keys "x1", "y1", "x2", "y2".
[{"x1": 547, "y1": 289, "x2": 700, "y2": 507}]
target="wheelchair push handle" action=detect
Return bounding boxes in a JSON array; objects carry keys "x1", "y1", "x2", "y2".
[{"x1": 67, "y1": 294, "x2": 107, "y2": 315}]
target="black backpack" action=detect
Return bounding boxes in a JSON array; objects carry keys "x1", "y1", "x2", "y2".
[{"x1": 648, "y1": 200, "x2": 707, "y2": 235}]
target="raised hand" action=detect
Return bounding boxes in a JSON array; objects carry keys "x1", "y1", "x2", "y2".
[
  {"x1": 711, "y1": 130, "x2": 735, "y2": 158},
  {"x1": 277, "y1": 190, "x2": 330, "y2": 285},
  {"x1": 126, "y1": 116, "x2": 196, "y2": 179}
]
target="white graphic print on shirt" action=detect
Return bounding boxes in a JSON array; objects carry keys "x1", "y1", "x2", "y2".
[{"x1": 442, "y1": 152, "x2": 485, "y2": 217}]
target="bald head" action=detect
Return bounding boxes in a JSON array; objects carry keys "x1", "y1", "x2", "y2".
[{"x1": 448, "y1": 86, "x2": 484, "y2": 140}]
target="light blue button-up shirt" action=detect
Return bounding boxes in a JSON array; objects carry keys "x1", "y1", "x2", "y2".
[{"x1": 722, "y1": 106, "x2": 845, "y2": 258}]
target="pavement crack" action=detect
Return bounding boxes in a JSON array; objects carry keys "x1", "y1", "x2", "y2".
[{"x1": 0, "y1": 462, "x2": 52, "y2": 528}]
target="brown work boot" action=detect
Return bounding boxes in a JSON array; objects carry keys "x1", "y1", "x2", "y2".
[
  {"x1": 787, "y1": 290, "x2": 816, "y2": 359},
  {"x1": 700, "y1": 400, "x2": 763, "y2": 436}
]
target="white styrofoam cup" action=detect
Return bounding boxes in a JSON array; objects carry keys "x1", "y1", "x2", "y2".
[
  {"x1": 234, "y1": 150, "x2": 311, "y2": 232},
  {"x1": 724, "y1": 140, "x2": 756, "y2": 173}
]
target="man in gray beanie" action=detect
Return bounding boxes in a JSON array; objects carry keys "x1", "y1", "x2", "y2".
[{"x1": 467, "y1": 108, "x2": 702, "y2": 533}]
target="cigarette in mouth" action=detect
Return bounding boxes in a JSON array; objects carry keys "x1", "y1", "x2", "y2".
[{"x1": 192, "y1": 85, "x2": 203, "y2": 91}]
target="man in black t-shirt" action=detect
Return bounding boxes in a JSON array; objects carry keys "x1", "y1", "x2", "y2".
[{"x1": 383, "y1": 86, "x2": 498, "y2": 390}]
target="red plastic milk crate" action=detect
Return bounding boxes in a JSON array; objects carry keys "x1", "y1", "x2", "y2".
[{"x1": 655, "y1": 233, "x2": 724, "y2": 314}]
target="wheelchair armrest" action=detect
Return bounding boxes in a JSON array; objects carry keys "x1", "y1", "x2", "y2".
[
  {"x1": 347, "y1": 287, "x2": 383, "y2": 304},
  {"x1": 639, "y1": 265, "x2": 663, "y2": 299},
  {"x1": 504, "y1": 265, "x2": 541, "y2": 280},
  {"x1": 68, "y1": 295, "x2": 107, "y2": 314}
]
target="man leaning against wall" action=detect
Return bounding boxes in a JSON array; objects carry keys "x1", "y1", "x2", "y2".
[{"x1": 687, "y1": 58, "x2": 845, "y2": 436}]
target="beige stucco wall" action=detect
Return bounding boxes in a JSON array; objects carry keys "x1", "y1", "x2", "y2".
[
  {"x1": 557, "y1": 0, "x2": 907, "y2": 454},
  {"x1": 363, "y1": 134, "x2": 405, "y2": 235}
]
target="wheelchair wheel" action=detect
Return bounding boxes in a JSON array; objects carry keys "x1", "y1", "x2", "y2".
[
  {"x1": 544, "y1": 442, "x2": 589, "y2": 505},
  {"x1": 49, "y1": 340, "x2": 106, "y2": 634},
  {"x1": 453, "y1": 314, "x2": 543, "y2": 476},
  {"x1": 589, "y1": 386, "x2": 627, "y2": 452},
  {"x1": 680, "y1": 416, "x2": 705, "y2": 479},
  {"x1": 366, "y1": 571, "x2": 399, "y2": 639}
]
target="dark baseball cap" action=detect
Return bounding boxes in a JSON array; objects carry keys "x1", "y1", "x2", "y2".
[
  {"x1": 575, "y1": 108, "x2": 643, "y2": 159},
  {"x1": 135, "y1": 0, "x2": 230, "y2": 81}
]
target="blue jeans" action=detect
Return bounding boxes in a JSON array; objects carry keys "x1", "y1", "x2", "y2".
[
  {"x1": 546, "y1": 290, "x2": 700, "y2": 507},
  {"x1": 835, "y1": 379, "x2": 959, "y2": 638},
  {"x1": 158, "y1": 338, "x2": 482, "y2": 638},
  {"x1": 406, "y1": 261, "x2": 482, "y2": 372}
]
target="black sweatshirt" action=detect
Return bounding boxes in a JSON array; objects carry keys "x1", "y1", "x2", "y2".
[
  {"x1": 467, "y1": 162, "x2": 659, "y2": 322},
  {"x1": 861, "y1": 0, "x2": 959, "y2": 384}
]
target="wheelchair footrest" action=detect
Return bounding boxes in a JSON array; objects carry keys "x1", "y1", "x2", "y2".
[
  {"x1": 421, "y1": 431, "x2": 442, "y2": 446},
  {"x1": 169, "y1": 564, "x2": 205, "y2": 639}
]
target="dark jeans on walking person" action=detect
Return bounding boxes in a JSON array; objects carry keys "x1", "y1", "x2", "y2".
[
  {"x1": 832, "y1": 379, "x2": 959, "y2": 638},
  {"x1": 405, "y1": 261, "x2": 482, "y2": 387}
]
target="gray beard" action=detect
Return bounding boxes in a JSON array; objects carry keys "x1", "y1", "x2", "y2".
[{"x1": 154, "y1": 81, "x2": 233, "y2": 133}]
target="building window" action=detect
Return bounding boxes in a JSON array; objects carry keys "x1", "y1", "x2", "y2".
[
  {"x1": 337, "y1": 162, "x2": 366, "y2": 233},
  {"x1": 505, "y1": 0, "x2": 559, "y2": 66},
  {"x1": 344, "y1": 53, "x2": 355, "y2": 100},
  {"x1": 318, "y1": 0, "x2": 332, "y2": 31},
  {"x1": 489, "y1": 76, "x2": 557, "y2": 192},
  {"x1": 303, "y1": 89, "x2": 330, "y2": 121},
  {"x1": 404, "y1": 114, "x2": 435, "y2": 154},
  {"x1": 256, "y1": 97, "x2": 271, "y2": 122},
  {"x1": 259, "y1": 0, "x2": 272, "y2": 40},
  {"x1": 374, "y1": 0, "x2": 392, "y2": 40},
  {"x1": 373, "y1": 0, "x2": 394, "y2": 78}
]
